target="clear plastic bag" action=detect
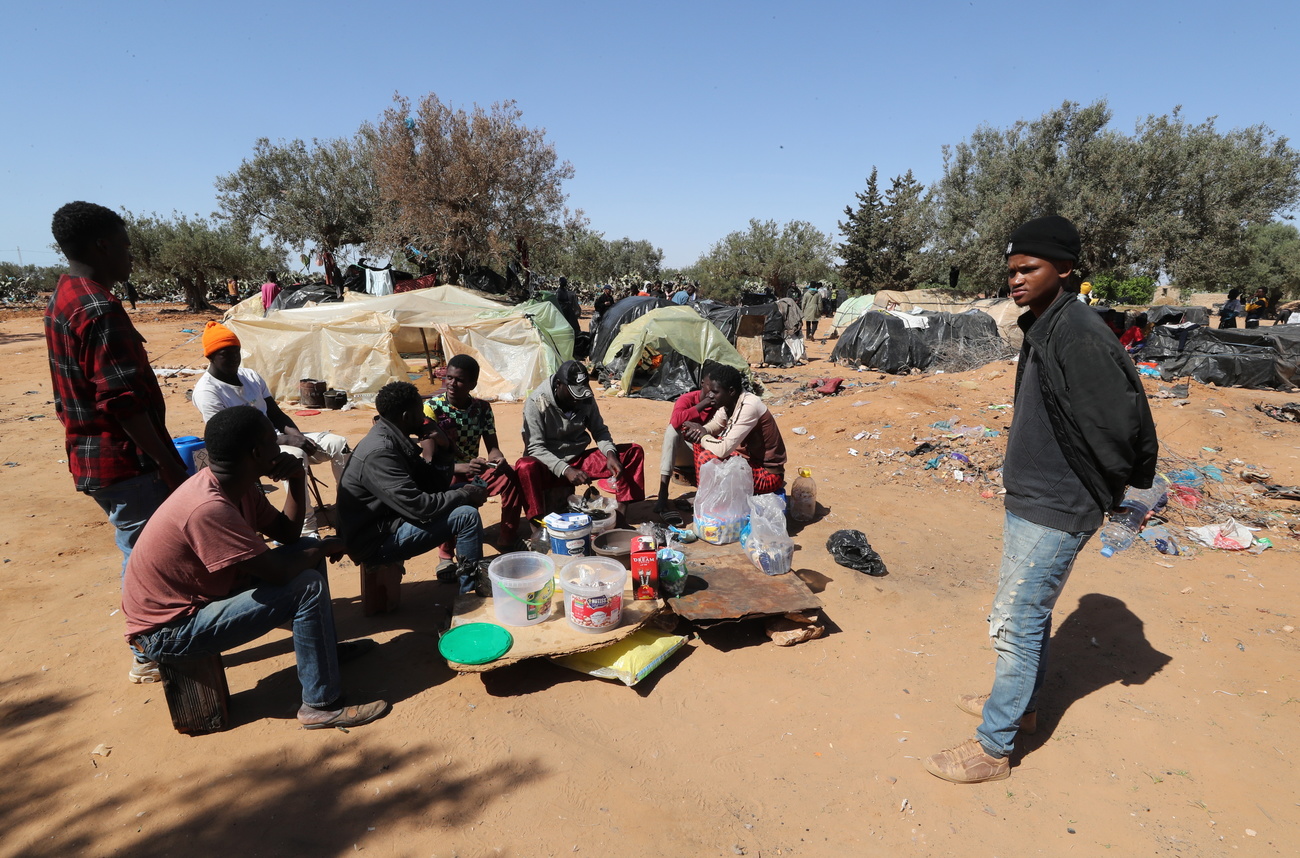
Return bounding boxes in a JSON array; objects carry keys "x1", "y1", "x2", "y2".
[
  {"x1": 741, "y1": 494, "x2": 795, "y2": 574},
  {"x1": 695, "y1": 456, "x2": 753, "y2": 544}
]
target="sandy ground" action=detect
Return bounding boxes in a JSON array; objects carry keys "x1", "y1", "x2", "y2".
[{"x1": 1, "y1": 304, "x2": 1298, "y2": 858}]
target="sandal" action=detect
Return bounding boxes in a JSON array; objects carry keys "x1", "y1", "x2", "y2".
[
  {"x1": 661, "y1": 510, "x2": 684, "y2": 527},
  {"x1": 300, "y1": 699, "x2": 390, "y2": 730}
]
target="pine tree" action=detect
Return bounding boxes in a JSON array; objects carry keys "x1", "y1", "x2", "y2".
[{"x1": 838, "y1": 168, "x2": 884, "y2": 292}]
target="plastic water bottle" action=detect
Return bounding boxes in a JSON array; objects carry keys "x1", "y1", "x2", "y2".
[
  {"x1": 789, "y1": 468, "x2": 817, "y2": 522},
  {"x1": 1098, "y1": 474, "x2": 1171, "y2": 558}
]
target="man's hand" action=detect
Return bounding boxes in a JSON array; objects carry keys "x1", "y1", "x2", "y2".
[
  {"x1": 278, "y1": 428, "x2": 318, "y2": 455},
  {"x1": 318, "y1": 535, "x2": 347, "y2": 563},
  {"x1": 463, "y1": 483, "x2": 490, "y2": 506},
  {"x1": 564, "y1": 466, "x2": 591, "y2": 486},
  {"x1": 604, "y1": 451, "x2": 623, "y2": 482},
  {"x1": 455, "y1": 458, "x2": 488, "y2": 479},
  {"x1": 266, "y1": 451, "x2": 306, "y2": 482},
  {"x1": 680, "y1": 421, "x2": 705, "y2": 444}
]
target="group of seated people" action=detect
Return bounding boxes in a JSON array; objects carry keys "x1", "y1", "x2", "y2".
[{"x1": 119, "y1": 321, "x2": 789, "y2": 731}]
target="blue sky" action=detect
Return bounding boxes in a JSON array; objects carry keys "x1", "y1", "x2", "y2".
[{"x1": 3, "y1": 0, "x2": 1296, "y2": 271}]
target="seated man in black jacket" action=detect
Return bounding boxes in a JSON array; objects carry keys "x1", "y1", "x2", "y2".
[{"x1": 337, "y1": 382, "x2": 488, "y2": 592}]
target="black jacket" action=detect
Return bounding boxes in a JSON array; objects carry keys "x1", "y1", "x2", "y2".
[
  {"x1": 336, "y1": 417, "x2": 468, "y2": 563},
  {"x1": 1015, "y1": 292, "x2": 1159, "y2": 511}
]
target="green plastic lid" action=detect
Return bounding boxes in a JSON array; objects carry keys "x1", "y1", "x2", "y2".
[{"x1": 438, "y1": 623, "x2": 514, "y2": 665}]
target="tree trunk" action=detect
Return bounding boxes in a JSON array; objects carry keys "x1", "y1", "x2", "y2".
[{"x1": 181, "y1": 274, "x2": 217, "y2": 313}]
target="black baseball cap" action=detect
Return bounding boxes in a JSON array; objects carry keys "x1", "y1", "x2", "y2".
[{"x1": 555, "y1": 359, "x2": 593, "y2": 400}]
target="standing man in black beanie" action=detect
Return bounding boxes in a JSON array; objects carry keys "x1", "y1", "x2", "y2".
[{"x1": 923, "y1": 215, "x2": 1159, "y2": 783}]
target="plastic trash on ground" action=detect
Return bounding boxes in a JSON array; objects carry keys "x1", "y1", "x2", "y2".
[
  {"x1": 826, "y1": 529, "x2": 888, "y2": 576},
  {"x1": 1186, "y1": 519, "x2": 1256, "y2": 550},
  {"x1": 695, "y1": 456, "x2": 752, "y2": 544}
]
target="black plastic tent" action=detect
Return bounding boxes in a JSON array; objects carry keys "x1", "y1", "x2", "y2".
[
  {"x1": 1145, "y1": 324, "x2": 1300, "y2": 389},
  {"x1": 269, "y1": 283, "x2": 343, "y2": 311},
  {"x1": 589, "y1": 296, "x2": 671, "y2": 367},
  {"x1": 693, "y1": 300, "x2": 795, "y2": 367},
  {"x1": 1148, "y1": 305, "x2": 1211, "y2": 326},
  {"x1": 830, "y1": 310, "x2": 1002, "y2": 374}
]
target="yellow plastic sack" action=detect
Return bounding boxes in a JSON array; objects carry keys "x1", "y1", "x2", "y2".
[{"x1": 550, "y1": 629, "x2": 688, "y2": 686}]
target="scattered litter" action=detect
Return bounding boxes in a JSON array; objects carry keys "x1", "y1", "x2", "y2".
[
  {"x1": 1206, "y1": 408, "x2": 1226, "y2": 417},
  {"x1": 827, "y1": 530, "x2": 888, "y2": 576},
  {"x1": 848, "y1": 448, "x2": 860, "y2": 456},
  {"x1": 765, "y1": 612, "x2": 826, "y2": 646},
  {"x1": 1155, "y1": 383, "x2": 1189, "y2": 399},
  {"x1": 1185, "y1": 519, "x2": 1256, "y2": 551},
  {"x1": 91, "y1": 744, "x2": 112, "y2": 757},
  {"x1": 1139, "y1": 525, "x2": 1181, "y2": 555},
  {"x1": 1254, "y1": 402, "x2": 1300, "y2": 423},
  {"x1": 853, "y1": 431, "x2": 867, "y2": 441},
  {"x1": 791, "y1": 426, "x2": 808, "y2": 435}
]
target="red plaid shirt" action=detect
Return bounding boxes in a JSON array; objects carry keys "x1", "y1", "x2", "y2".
[{"x1": 44, "y1": 275, "x2": 170, "y2": 492}]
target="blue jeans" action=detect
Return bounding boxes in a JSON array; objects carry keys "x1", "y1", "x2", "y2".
[
  {"x1": 88, "y1": 471, "x2": 170, "y2": 578},
  {"x1": 978, "y1": 511, "x2": 1095, "y2": 758},
  {"x1": 374, "y1": 505, "x2": 483, "y2": 576},
  {"x1": 132, "y1": 548, "x2": 341, "y2": 708}
]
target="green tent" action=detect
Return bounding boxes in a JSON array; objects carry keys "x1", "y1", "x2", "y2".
[
  {"x1": 831, "y1": 293, "x2": 875, "y2": 333},
  {"x1": 600, "y1": 305, "x2": 749, "y2": 399}
]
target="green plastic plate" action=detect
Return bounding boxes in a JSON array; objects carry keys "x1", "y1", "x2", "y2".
[{"x1": 439, "y1": 623, "x2": 514, "y2": 665}]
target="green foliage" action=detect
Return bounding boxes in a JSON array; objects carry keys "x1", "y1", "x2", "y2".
[
  {"x1": 369, "y1": 93, "x2": 576, "y2": 283},
  {"x1": 1229, "y1": 220, "x2": 1300, "y2": 300},
  {"x1": 1090, "y1": 272, "x2": 1157, "y2": 305},
  {"x1": 838, "y1": 168, "x2": 884, "y2": 291},
  {"x1": 0, "y1": 262, "x2": 63, "y2": 301},
  {"x1": 689, "y1": 218, "x2": 835, "y2": 301},
  {"x1": 216, "y1": 134, "x2": 378, "y2": 257},
  {"x1": 839, "y1": 168, "x2": 941, "y2": 293},
  {"x1": 933, "y1": 100, "x2": 1300, "y2": 294},
  {"x1": 125, "y1": 211, "x2": 285, "y2": 310},
  {"x1": 530, "y1": 224, "x2": 664, "y2": 284}
]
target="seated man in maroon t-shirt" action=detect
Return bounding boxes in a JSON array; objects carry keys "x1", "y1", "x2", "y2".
[
  {"x1": 122, "y1": 406, "x2": 388, "y2": 731},
  {"x1": 652, "y1": 364, "x2": 721, "y2": 515}
]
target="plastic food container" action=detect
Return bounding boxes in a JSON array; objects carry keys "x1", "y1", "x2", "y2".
[
  {"x1": 557, "y1": 556, "x2": 627, "y2": 634},
  {"x1": 487, "y1": 553, "x2": 556, "y2": 626},
  {"x1": 544, "y1": 512, "x2": 592, "y2": 557}
]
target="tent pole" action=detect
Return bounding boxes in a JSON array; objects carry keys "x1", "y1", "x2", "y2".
[{"x1": 419, "y1": 328, "x2": 436, "y2": 382}]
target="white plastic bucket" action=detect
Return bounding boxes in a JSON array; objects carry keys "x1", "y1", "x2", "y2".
[
  {"x1": 544, "y1": 512, "x2": 592, "y2": 557},
  {"x1": 487, "y1": 552, "x2": 556, "y2": 626},
  {"x1": 558, "y1": 556, "x2": 627, "y2": 634}
]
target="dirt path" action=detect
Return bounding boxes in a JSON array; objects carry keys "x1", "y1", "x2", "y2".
[{"x1": 1, "y1": 306, "x2": 1297, "y2": 857}]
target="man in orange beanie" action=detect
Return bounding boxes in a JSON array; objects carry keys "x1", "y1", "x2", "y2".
[{"x1": 192, "y1": 321, "x2": 351, "y2": 536}]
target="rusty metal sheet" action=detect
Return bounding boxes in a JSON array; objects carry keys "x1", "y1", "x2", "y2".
[{"x1": 667, "y1": 545, "x2": 821, "y2": 623}]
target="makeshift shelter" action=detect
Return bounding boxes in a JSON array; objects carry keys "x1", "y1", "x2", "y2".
[
  {"x1": 693, "y1": 300, "x2": 795, "y2": 367},
  {"x1": 1147, "y1": 305, "x2": 1211, "y2": 326},
  {"x1": 830, "y1": 294, "x2": 875, "y2": 334},
  {"x1": 597, "y1": 305, "x2": 750, "y2": 400},
  {"x1": 269, "y1": 282, "x2": 343, "y2": 311},
  {"x1": 830, "y1": 309, "x2": 1003, "y2": 374},
  {"x1": 589, "y1": 296, "x2": 671, "y2": 367},
  {"x1": 1144, "y1": 323, "x2": 1300, "y2": 390},
  {"x1": 222, "y1": 285, "x2": 573, "y2": 402}
]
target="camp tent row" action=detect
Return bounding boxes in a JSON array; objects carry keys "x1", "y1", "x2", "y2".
[{"x1": 222, "y1": 285, "x2": 573, "y2": 402}]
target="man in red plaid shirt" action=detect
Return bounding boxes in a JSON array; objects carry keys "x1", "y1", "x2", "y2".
[{"x1": 44, "y1": 201, "x2": 190, "y2": 684}]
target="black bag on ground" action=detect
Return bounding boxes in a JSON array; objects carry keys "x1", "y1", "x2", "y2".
[{"x1": 826, "y1": 530, "x2": 888, "y2": 576}]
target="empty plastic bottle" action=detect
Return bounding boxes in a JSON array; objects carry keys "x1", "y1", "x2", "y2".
[{"x1": 1098, "y1": 474, "x2": 1171, "y2": 558}]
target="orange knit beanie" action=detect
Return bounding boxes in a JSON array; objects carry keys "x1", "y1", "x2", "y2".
[{"x1": 202, "y1": 320, "x2": 240, "y2": 357}]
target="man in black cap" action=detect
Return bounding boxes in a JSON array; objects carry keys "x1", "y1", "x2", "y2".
[
  {"x1": 515, "y1": 359, "x2": 645, "y2": 521},
  {"x1": 923, "y1": 215, "x2": 1159, "y2": 784}
]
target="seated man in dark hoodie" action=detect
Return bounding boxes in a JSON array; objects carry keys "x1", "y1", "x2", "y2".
[{"x1": 337, "y1": 381, "x2": 488, "y2": 593}]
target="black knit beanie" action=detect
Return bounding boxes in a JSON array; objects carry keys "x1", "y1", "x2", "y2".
[{"x1": 1005, "y1": 216, "x2": 1080, "y2": 261}]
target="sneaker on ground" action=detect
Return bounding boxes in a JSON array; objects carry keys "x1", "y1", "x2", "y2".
[
  {"x1": 129, "y1": 660, "x2": 161, "y2": 684},
  {"x1": 923, "y1": 738, "x2": 1010, "y2": 783},
  {"x1": 956, "y1": 693, "x2": 1038, "y2": 734}
]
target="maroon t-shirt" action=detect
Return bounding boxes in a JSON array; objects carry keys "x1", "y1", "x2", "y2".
[{"x1": 122, "y1": 469, "x2": 280, "y2": 637}]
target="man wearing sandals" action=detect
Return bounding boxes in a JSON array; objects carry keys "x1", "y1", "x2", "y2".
[
  {"x1": 122, "y1": 406, "x2": 388, "y2": 730},
  {"x1": 923, "y1": 216, "x2": 1157, "y2": 782}
]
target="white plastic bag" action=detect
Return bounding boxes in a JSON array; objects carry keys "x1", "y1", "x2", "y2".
[
  {"x1": 695, "y1": 456, "x2": 752, "y2": 544},
  {"x1": 741, "y1": 494, "x2": 796, "y2": 574}
]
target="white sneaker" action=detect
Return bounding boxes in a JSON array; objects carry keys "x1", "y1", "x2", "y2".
[{"x1": 129, "y1": 660, "x2": 161, "y2": 684}]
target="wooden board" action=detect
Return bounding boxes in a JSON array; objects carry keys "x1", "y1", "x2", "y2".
[
  {"x1": 666, "y1": 541, "x2": 822, "y2": 623},
  {"x1": 446, "y1": 587, "x2": 663, "y2": 672}
]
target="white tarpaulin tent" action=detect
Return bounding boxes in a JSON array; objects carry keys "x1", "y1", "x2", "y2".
[{"x1": 222, "y1": 285, "x2": 573, "y2": 402}]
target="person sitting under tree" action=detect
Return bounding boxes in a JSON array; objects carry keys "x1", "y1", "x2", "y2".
[
  {"x1": 122, "y1": 405, "x2": 389, "y2": 730},
  {"x1": 679, "y1": 363, "x2": 788, "y2": 497},
  {"x1": 424, "y1": 354, "x2": 524, "y2": 553},
  {"x1": 337, "y1": 382, "x2": 488, "y2": 594}
]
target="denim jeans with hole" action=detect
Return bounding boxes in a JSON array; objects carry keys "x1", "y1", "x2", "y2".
[
  {"x1": 977, "y1": 511, "x2": 1095, "y2": 758},
  {"x1": 132, "y1": 544, "x2": 340, "y2": 708},
  {"x1": 373, "y1": 505, "x2": 483, "y2": 571},
  {"x1": 88, "y1": 471, "x2": 171, "y2": 579}
]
